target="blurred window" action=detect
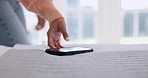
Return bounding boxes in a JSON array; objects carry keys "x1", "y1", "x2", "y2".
[
  {"x1": 121, "y1": 0, "x2": 148, "y2": 44},
  {"x1": 61, "y1": 0, "x2": 98, "y2": 43}
]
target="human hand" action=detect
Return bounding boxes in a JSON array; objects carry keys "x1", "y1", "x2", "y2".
[
  {"x1": 35, "y1": 16, "x2": 45, "y2": 30},
  {"x1": 47, "y1": 18, "x2": 69, "y2": 49}
]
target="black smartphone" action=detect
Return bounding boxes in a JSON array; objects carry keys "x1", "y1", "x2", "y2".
[{"x1": 45, "y1": 47, "x2": 93, "y2": 56}]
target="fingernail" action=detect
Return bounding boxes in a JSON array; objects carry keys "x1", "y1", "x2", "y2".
[{"x1": 65, "y1": 37, "x2": 70, "y2": 41}]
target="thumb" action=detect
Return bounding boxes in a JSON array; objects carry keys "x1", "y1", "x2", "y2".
[
  {"x1": 59, "y1": 25, "x2": 70, "y2": 41},
  {"x1": 52, "y1": 17, "x2": 70, "y2": 41},
  {"x1": 61, "y1": 28, "x2": 70, "y2": 41}
]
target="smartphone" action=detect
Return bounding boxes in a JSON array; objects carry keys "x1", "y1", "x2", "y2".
[{"x1": 45, "y1": 47, "x2": 93, "y2": 56}]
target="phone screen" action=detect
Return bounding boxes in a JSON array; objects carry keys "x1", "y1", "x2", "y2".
[
  {"x1": 45, "y1": 47, "x2": 93, "y2": 56},
  {"x1": 58, "y1": 47, "x2": 92, "y2": 52}
]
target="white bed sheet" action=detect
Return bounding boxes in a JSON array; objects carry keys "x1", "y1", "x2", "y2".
[
  {"x1": 1, "y1": 44, "x2": 148, "y2": 78},
  {"x1": 0, "y1": 45, "x2": 11, "y2": 56}
]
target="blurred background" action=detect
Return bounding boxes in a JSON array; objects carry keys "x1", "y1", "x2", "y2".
[{"x1": 22, "y1": 0, "x2": 148, "y2": 45}]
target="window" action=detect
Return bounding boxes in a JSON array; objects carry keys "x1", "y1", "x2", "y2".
[
  {"x1": 63, "y1": 0, "x2": 99, "y2": 43},
  {"x1": 124, "y1": 13, "x2": 134, "y2": 37},
  {"x1": 139, "y1": 13, "x2": 148, "y2": 36},
  {"x1": 121, "y1": 0, "x2": 148, "y2": 44}
]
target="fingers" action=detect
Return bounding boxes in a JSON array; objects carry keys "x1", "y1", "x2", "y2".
[
  {"x1": 47, "y1": 29, "x2": 63, "y2": 49},
  {"x1": 47, "y1": 28, "x2": 56, "y2": 49},
  {"x1": 60, "y1": 26, "x2": 69, "y2": 41},
  {"x1": 36, "y1": 25, "x2": 44, "y2": 30},
  {"x1": 47, "y1": 37, "x2": 57, "y2": 49},
  {"x1": 47, "y1": 18, "x2": 69, "y2": 49},
  {"x1": 55, "y1": 41, "x2": 63, "y2": 49},
  {"x1": 53, "y1": 31, "x2": 63, "y2": 49},
  {"x1": 36, "y1": 16, "x2": 45, "y2": 30},
  {"x1": 48, "y1": 39, "x2": 63, "y2": 49},
  {"x1": 58, "y1": 19, "x2": 70, "y2": 41}
]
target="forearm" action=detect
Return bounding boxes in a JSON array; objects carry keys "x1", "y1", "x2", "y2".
[{"x1": 20, "y1": 0, "x2": 63, "y2": 24}]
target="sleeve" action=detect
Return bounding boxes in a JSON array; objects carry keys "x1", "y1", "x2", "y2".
[{"x1": 20, "y1": 0, "x2": 63, "y2": 24}]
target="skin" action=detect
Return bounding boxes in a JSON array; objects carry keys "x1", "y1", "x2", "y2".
[
  {"x1": 36, "y1": 16, "x2": 45, "y2": 30},
  {"x1": 47, "y1": 17, "x2": 69, "y2": 49},
  {"x1": 35, "y1": 16, "x2": 69, "y2": 49},
  {"x1": 18, "y1": 0, "x2": 69, "y2": 49}
]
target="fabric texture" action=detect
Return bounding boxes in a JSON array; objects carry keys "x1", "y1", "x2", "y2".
[{"x1": 0, "y1": 46, "x2": 148, "y2": 78}]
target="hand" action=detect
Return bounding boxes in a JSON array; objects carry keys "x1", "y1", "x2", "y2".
[
  {"x1": 47, "y1": 18, "x2": 69, "y2": 49},
  {"x1": 35, "y1": 16, "x2": 45, "y2": 30}
]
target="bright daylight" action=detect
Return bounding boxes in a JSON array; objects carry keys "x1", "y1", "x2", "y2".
[{"x1": 1, "y1": 0, "x2": 148, "y2": 78}]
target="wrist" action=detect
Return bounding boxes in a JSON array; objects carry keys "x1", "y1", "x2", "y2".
[{"x1": 20, "y1": 0, "x2": 63, "y2": 24}]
